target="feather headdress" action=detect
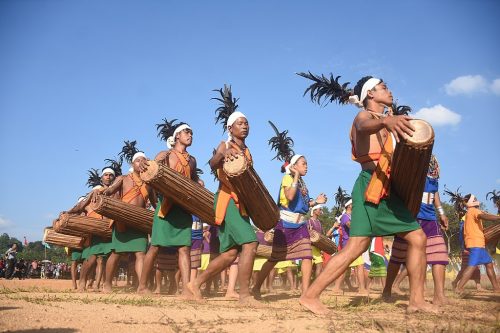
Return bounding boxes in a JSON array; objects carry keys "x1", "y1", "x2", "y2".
[
  {"x1": 86, "y1": 168, "x2": 102, "y2": 188},
  {"x1": 119, "y1": 140, "x2": 139, "y2": 164},
  {"x1": 334, "y1": 186, "x2": 351, "y2": 210},
  {"x1": 443, "y1": 185, "x2": 466, "y2": 218},
  {"x1": 390, "y1": 101, "x2": 412, "y2": 116},
  {"x1": 268, "y1": 121, "x2": 295, "y2": 162},
  {"x1": 213, "y1": 84, "x2": 239, "y2": 133},
  {"x1": 104, "y1": 158, "x2": 123, "y2": 176},
  {"x1": 296, "y1": 71, "x2": 353, "y2": 106},
  {"x1": 156, "y1": 118, "x2": 179, "y2": 142},
  {"x1": 486, "y1": 189, "x2": 500, "y2": 211}
]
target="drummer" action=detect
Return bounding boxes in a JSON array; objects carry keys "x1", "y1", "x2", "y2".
[
  {"x1": 455, "y1": 194, "x2": 500, "y2": 293},
  {"x1": 252, "y1": 154, "x2": 327, "y2": 299},
  {"x1": 298, "y1": 75, "x2": 432, "y2": 315},
  {"x1": 137, "y1": 121, "x2": 200, "y2": 299},
  {"x1": 186, "y1": 107, "x2": 259, "y2": 305}
]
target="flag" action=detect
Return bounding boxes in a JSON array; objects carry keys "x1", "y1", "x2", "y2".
[
  {"x1": 42, "y1": 241, "x2": 51, "y2": 249},
  {"x1": 24, "y1": 236, "x2": 28, "y2": 246}
]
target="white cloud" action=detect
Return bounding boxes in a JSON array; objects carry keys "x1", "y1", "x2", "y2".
[
  {"x1": 0, "y1": 216, "x2": 13, "y2": 227},
  {"x1": 491, "y1": 79, "x2": 500, "y2": 95},
  {"x1": 444, "y1": 75, "x2": 488, "y2": 95},
  {"x1": 414, "y1": 104, "x2": 461, "y2": 127}
]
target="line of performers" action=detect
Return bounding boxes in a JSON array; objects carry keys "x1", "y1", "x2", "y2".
[{"x1": 56, "y1": 74, "x2": 499, "y2": 315}]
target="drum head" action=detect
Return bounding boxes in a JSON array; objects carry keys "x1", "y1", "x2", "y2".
[
  {"x1": 406, "y1": 119, "x2": 434, "y2": 145},
  {"x1": 140, "y1": 160, "x2": 159, "y2": 182},
  {"x1": 223, "y1": 155, "x2": 247, "y2": 177}
]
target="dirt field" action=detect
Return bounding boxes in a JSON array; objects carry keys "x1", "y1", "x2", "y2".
[{"x1": 0, "y1": 279, "x2": 499, "y2": 333}]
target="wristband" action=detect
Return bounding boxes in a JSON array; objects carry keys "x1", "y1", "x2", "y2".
[
  {"x1": 436, "y1": 206, "x2": 445, "y2": 216},
  {"x1": 291, "y1": 182, "x2": 298, "y2": 188}
]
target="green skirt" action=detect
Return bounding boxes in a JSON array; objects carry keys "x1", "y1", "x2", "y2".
[
  {"x1": 350, "y1": 170, "x2": 420, "y2": 237},
  {"x1": 88, "y1": 236, "x2": 113, "y2": 256},
  {"x1": 215, "y1": 193, "x2": 257, "y2": 253},
  {"x1": 111, "y1": 226, "x2": 147, "y2": 253},
  {"x1": 71, "y1": 249, "x2": 83, "y2": 261},
  {"x1": 368, "y1": 252, "x2": 387, "y2": 277},
  {"x1": 151, "y1": 200, "x2": 192, "y2": 247},
  {"x1": 81, "y1": 246, "x2": 91, "y2": 260}
]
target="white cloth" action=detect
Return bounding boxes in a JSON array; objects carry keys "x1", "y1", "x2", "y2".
[
  {"x1": 101, "y1": 168, "x2": 115, "y2": 176},
  {"x1": 344, "y1": 199, "x2": 352, "y2": 208},
  {"x1": 132, "y1": 152, "x2": 146, "y2": 162},
  {"x1": 285, "y1": 154, "x2": 304, "y2": 174},
  {"x1": 311, "y1": 204, "x2": 324, "y2": 213},
  {"x1": 226, "y1": 111, "x2": 247, "y2": 143},
  {"x1": 348, "y1": 78, "x2": 381, "y2": 108}
]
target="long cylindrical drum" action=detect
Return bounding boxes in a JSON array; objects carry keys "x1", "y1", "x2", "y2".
[
  {"x1": 59, "y1": 213, "x2": 112, "y2": 240},
  {"x1": 223, "y1": 157, "x2": 279, "y2": 231},
  {"x1": 484, "y1": 224, "x2": 500, "y2": 245},
  {"x1": 256, "y1": 244, "x2": 272, "y2": 258},
  {"x1": 391, "y1": 119, "x2": 434, "y2": 217},
  {"x1": 309, "y1": 230, "x2": 337, "y2": 255},
  {"x1": 140, "y1": 160, "x2": 216, "y2": 225},
  {"x1": 52, "y1": 218, "x2": 88, "y2": 238},
  {"x1": 43, "y1": 228, "x2": 84, "y2": 250},
  {"x1": 89, "y1": 195, "x2": 154, "y2": 234}
]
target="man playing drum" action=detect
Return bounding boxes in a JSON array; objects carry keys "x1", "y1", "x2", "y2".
[
  {"x1": 100, "y1": 145, "x2": 157, "y2": 293},
  {"x1": 137, "y1": 121, "x2": 200, "y2": 298},
  {"x1": 187, "y1": 110, "x2": 259, "y2": 305},
  {"x1": 298, "y1": 75, "x2": 433, "y2": 315}
]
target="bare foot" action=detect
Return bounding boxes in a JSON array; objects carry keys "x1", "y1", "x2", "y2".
[
  {"x1": 185, "y1": 281, "x2": 203, "y2": 300},
  {"x1": 407, "y1": 302, "x2": 439, "y2": 314},
  {"x1": 357, "y1": 289, "x2": 369, "y2": 296},
  {"x1": 392, "y1": 287, "x2": 405, "y2": 296},
  {"x1": 137, "y1": 287, "x2": 153, "y2": 295},
  {"x1": 299, "y1": 296, "x2": 330, "y2": 315},
  {"x1": 102, "y1": 284, "x2": 113, "y2": 294},
  {"x1": 239, "y1": 295, "x2": 264, "y2": 307},
  {"x1": 330, "y1": 289, "x2": 343, "y2": 296},
  {"x1": 432, "y1": 296, "x2": 450, "y2": 305},
  {"x1": 224, "y1": 292, "x2": 239, "y2": 299},
  {"x1": 252, "y1": 287, "x2": 262, "y2": 300},
  {"x1": 153, "y1": 288, "x2": 161, "y2": 295},
  {"x1": 77, "y1": 285, "x2": 86, "y2": 293}
]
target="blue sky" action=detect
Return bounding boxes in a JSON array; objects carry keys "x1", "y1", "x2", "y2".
[{"x1": 1, "y1": 1, "x2": 499, "y2": 242}]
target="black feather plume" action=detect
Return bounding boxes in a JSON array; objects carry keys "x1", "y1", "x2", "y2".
[
  {"x1": 390, "y1": 101, "x2": 412, "y2": 116},
  {"x1": 86, "y1": 168, "x2": 102, "y2": 188},
  {"x1": 486, "y1": 189, "x2": 500, "y2": 210},
  {"x1": 443, "y1": 185, "x2": 466, "y2": 218},
  {"x1": 156, "y1": 118, "x2": 179, "y2": 142},
  {"x1": 296, "y1": 71, "x2": 353, "y2": 106},
  {"x1": 212, "y1": 84, "x2": 239, "y2": 133},
  {"x1": 104, "y1": 158, "x2": 123, "y2": 176},
  {"x1": 119, "y1": 140, "x2": 139, "y2": 164},
  {"x1": 334, "y1": 186, "x2": 351, "y2": 210},
  {"x1": 268, "y1": 121, "x2": 295, "y2": 162}
]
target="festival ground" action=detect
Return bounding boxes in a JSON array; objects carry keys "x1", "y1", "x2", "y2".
[{"x1": 1, "y1": 279, "x2": 498, "y2": 333}]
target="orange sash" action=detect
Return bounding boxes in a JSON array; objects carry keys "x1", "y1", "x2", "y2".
[
  {"x1": 157, "y1": 150, "x2": 191, "y2": 218},
  {"x1": 364, "y1": 132, "x2": 393, "y2": 204},
  {"x1": 214, "y1": 142, "x2": 251, "y2": 225},
  {"x1": 110, "y1": 173, "x2": 149, "y2": 231}
]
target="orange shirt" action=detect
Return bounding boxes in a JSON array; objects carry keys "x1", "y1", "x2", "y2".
[{"x1": 464, "y1": 207, "x2": 485, "y2": 248}]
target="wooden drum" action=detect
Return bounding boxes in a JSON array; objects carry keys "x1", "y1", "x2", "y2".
[
  {"x1": 223, "y1": 156, "x2": 279, "y2": 231},
  {"x1": 484, "y1": 224, "x2": 500, "y2": 245},
  {"x1": 58, "y1": 213, "x2": 112, "y2": 240},
  {"x1": 90, "y1": 195, "x2": 154, "y2": 234},
  {"x1": 140, "y1": 160, "x2": 216, "y2": 225},
  {"x1": 53, "y1": 218, "x2": 88, "y2": 238},
  {"x1": 391, "y1": 119, "x2": 434, "y2": 217},
  {"x1": 43, "y1": 227, "x2": 85, "y2": 250},
  {"x1": 309, "y1": 230, "x2": 337, "y2": 255}
]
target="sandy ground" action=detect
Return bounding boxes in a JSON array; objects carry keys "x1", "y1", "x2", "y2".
[{"x1": 0, "y1": 279, "x2": 499, "y2": 333}]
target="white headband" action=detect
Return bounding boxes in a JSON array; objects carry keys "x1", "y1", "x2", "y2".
[
  {"x1": 226, "y1": 111, "x2": 247, "y2": 143},
  {"x1": 285, "y1": 154, "x2": 304, "y2": 174},
  {"x1": 311, "y1": 204, "x2": 323, "y2": 212},
  {"x1": 132, "y1": 152, "x2": 146, "y2": 162},
  {"x1": 344, "y1": 199, "x2": 353, "y2": 208},
  {"x1": 78, "y1": 196, "x2": 86, "y2": 203},
  {"x1": 348, "y1": 78, "x2": 381, "y2": 108},
  {"x1": 167, "y1": 124, "x2": 192, "y2": 149},
  {"x1": 466, "y1": 194, "x2": 480, "y2": 208},
  {"x1": 101, "y1": 168, "x2": 115, "y2": 176}
]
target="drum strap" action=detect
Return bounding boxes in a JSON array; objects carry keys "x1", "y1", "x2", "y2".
[
  {"x1": 158, "y1": 150, "x2": 191, "y2": 218},
  {"x1": 365, "y1": 132, "x2": 393, "y2": 204}
]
